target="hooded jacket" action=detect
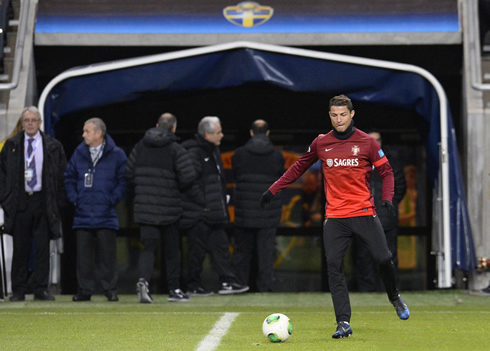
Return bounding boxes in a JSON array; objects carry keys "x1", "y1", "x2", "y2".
[
  {"x1": 180, "y1": 134, "x2": 228, "y2": 228},
  {"x1": 232, "y1": 134, "x2": 285, "y2": 228},
  {"x1": 64, "y1": 134, "x2": 127, "y2": 230},
  {"x1": 126, "y1": 127, "x2": 196, "y2": 226},
  {"x1": 0, "y1": 131, "x2": 67, "y2": 238}
]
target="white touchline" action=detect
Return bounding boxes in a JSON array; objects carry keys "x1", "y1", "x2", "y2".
[{"x1": 195, "y1": 312, "x2": 240, "y2": 351}]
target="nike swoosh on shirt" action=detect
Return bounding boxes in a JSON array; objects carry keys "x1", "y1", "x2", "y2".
[
  {"x1": 204, "y1": 158, "x2": 210, "y2": 162},
  {"x1": 325, "y1": 148, "x2": 334, "y2": 152}
]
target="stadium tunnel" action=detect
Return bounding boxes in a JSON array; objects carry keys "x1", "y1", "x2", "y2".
[{"x1": 38, "y1": 42, "x2": 476, "y2": 292}]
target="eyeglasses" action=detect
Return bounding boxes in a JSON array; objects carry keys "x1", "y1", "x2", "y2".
[{"x1": 23, "y1": 118, "x2": 40, "y2": 124}]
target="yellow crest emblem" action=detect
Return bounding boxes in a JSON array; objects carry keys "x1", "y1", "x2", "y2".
[{"x1": 223, "y1": 2, "x2": 274, "y2": 28}]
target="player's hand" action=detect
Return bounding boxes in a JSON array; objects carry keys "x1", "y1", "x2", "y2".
[
  {"x1": 260, "y1": 190, "x2": 274, "y2": 208},
  {"x1": 381, "y1": 200, "x2": 397, "y2": 218}
]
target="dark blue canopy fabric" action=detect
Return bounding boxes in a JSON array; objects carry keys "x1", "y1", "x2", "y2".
[{"x1": 42, "y1": 47, "x2": 477, "y2": 272}]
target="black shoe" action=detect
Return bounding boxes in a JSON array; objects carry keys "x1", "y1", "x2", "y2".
[
  {"x1": 187, "y1": 286, "x2": 214, "y2": 297},
  {"x1": 34, "y1": 291, "x2": 55, "y2": 301},
  {"x1": 332, "y1": 321, "x2": 353, "y2": 339},
  {"x1": 9, "y1": 294, "x2": 25, "y2": 302},
  {"x1": 136, "y1": 279, "x2": 153, "y2": 303},
  {"x1": 391, "y1": 295, "x2": 410, "y2": 320},
  {"x1": 481, "y1": 284, "x2": 490, "y2": 296},
  {"x1": 168, "y1": 289, "x2": 190, "y2": 302},
  {"x1": 218, "y1": 282, "x2": 249, "y2": 295},
  {"x1": 105, "y1": 291, "x2": 119, "y2": 302},
  {"x1": 72, "y1": 293, "x2": 91, "y2": 302}
]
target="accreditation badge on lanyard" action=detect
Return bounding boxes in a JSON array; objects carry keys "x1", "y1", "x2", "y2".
[
  {"x1": 24, "y1": 139, "x2": 38, "y2": 182},
  {"x1": 84, "y1": 170, "x2": 93, "y2": 187}
]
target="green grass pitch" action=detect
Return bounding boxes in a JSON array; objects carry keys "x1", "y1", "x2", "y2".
[{"x1": 1, "y1": 291, "x2": 489, "y2": 350}]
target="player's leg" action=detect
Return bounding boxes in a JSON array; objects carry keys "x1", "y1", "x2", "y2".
[
  {"x1": 323, "y1": 218, "x2": 353, "y2": 325},
  {"x1": 353, "y1": 216, "x2": 409, "y2": 320}
]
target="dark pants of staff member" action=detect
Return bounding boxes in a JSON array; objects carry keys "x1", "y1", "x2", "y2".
[
  {"x1": 323, "y1": 215, "x2": 399, "y2": 323},
  {"x1": 354, "y1": 225, "x2": 398, "y2": 292},
  {"x1": 11, "y1": 192, "x2": 50, "y2": 295},
  {"x1": 75, "y1": 228, "x2": 118, "y2": 296},
  {"x1": 232, "y1": 227, "x2": 276, "y2": 292},
  {"x1": 138, "y1": 223, "x2": 181, "y2": 291},
  {"x1": 187, "y1": 220, "x2": 235, "y2": 289}
]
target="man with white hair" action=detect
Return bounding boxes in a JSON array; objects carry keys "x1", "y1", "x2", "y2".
[
  {"x1": 181, "y1": 116, "x2": 249, "y2": 296},
  {"x1": 0, "y1": 106, "x2": 67, "y2": 301}
]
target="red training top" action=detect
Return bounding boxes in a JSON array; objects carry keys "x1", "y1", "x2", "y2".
[{"x1": 269, "y1": 129, "x2": 394, "y2": 218}]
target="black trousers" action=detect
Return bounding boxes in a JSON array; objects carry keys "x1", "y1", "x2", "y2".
[
  {"x1": 232, "y1": 227, "x2": 276, "y2": 292},
  {"x1": 139, "y1": 223, "x2": 181, "y2": 291},
  {"x1": 11, "y1": 192, "x2": 50, "y2": 295},
  {"x1": 76, "y1": 228, "x2": 117, "y2": 295},
  {"x1": 187, "y1": 220, "x2": 235, "y2": 288},
  {"x1": 354, "y1": 225, "x2": 399, "y2": 292},
  {"x1": 323, "y1": 216, "x2": 399, "y2": 323}
]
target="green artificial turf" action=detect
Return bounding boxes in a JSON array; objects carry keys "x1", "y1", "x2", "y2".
[{"x1": 0, "y1": 291, "x2": 489, "y2": 350}]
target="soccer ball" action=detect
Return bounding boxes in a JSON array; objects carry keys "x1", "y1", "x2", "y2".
[{"x1": 262, "y1": 313, "x2": 293, "y2": 343}]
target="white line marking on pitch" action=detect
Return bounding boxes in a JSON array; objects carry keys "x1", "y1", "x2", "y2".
[{"x1": 195, "y1": 312, "x2": 239, "y2": 351}]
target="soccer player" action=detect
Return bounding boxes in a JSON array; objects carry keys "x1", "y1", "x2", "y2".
[{"x1": 260, "y1": 95, "x2": 410, "y2": 339}]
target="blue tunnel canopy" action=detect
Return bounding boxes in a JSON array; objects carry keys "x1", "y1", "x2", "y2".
[{"x1": 40, "y1": 42, "x2": 477, "y2": 272}]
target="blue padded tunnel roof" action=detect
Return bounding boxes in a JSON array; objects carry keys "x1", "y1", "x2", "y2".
[{"x1": 40, "y1": 43, "x2": 476, "y2": 272}]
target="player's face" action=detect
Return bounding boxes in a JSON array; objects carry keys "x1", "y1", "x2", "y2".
[
  {"x1": 329, "y1": 105, "x2": 355, "y2": 133},
  {"x1": 205, "y1": 123, "x2": 224, "y2": 146}
]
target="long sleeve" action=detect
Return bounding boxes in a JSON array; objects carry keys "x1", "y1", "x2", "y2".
[{"x1": 269, "y1": 137, "x2": 319, "y2": 195}]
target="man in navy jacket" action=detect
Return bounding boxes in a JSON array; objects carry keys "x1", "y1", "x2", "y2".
[{"x1": 64, "y1": 118, "x2": 127, "y2": 302}]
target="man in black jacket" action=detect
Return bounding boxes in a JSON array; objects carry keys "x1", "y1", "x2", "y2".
[
  {"x1": 0, "y1": 106, "x2": 66, "y2": 301},
  {"x1": 354, "y1": 130, "x2": 407, "y2": 292},
  {"x1": 231, "y1": 120, "x2": 284, "y2": 292},
  {"x1": 181, "y1": 116, "x2": 248, "y2": 296},
  {"x1": 126, "y1": 113, "x2": 196, "y2": 303}
]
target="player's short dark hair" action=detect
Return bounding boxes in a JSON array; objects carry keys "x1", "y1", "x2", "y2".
[
  {"x1": 329, "y1": 95, "x2": 353, "y2": 112},
  {"x1": 157, "y1": 113, "x2": 177, "y2": 131},
  {"x1": 251, "y1": 120, "x2": 269, "y2": 135}
]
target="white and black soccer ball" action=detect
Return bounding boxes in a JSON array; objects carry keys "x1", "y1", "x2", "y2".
[{"x1": 262, "y1": 313, "x2": 293, "y2": 343}]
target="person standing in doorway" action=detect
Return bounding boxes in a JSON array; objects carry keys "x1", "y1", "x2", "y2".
[
  {"x1": 64, "y1": 118, "x2": 127, "y2": 302},
  {"x1": 0, "y1": 106, "x2": 66, "y2": 301},
  {"x1": 181, "y1": 116, "x2": 249, "y2": 296},
  {"x1": 231, "y1": 119, "x2": 284, "y2": 292},
  {"x1": 354, "y1": 130, "x2": 406, "y2": 292},
  {"x1": 126, "y1": 113, "x2": 196, "y2": 303}
]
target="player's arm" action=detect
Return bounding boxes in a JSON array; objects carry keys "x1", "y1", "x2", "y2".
[
  {"x1": 370, "y1": 139, "x2": 396, "y2": 216},
  {"x1": 261, "y1": 137, "x2": 320, "y2": 207}
]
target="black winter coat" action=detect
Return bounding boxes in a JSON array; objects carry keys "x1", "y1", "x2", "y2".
[
  {"x1": 126, "y1": 127, "x2": 196, "y2": 226},
  {"x1": 180, "y1": 134, "x2": 228, "y2": 228},
  {"x1": 232, "y1": 135, "x2": 285, "y2": 228},
  {"x1": 0, "y1": 131, "x2": 67, "y2": 238},
  {"x1": 371, "y1": 154, "x2": 406, "y2": 230}
]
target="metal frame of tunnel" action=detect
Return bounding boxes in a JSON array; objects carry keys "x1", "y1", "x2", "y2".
[{"x1": 38, "y1": 41, "x2": 452, "y2": 288}]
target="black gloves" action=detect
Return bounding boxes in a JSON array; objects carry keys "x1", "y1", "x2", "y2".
[
  {"x1": 381, "y1": 200, "x2": 397, "y2": 218},
  {"x1": 260, "y1": 190, "x2": 274, "y2": 208}
]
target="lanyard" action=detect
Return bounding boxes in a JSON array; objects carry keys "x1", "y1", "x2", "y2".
[
  {"x1": 89, "y1": 141, "x2": 105, "y2": 171},
  {"x1": 25, "y1": 138, "x2": 39, "y2": 167}
]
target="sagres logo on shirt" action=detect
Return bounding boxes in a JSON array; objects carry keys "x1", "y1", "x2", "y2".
[
  {"x1": 326, "y1": 158, "x2": 359, "y2": 167},
  {"x1": 223, "y1": 2, "x2": 274, "y2": 28}
]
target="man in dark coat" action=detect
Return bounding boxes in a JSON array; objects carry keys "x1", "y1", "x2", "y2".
[
  {"x1": 354, "y1": 130, "x2": 407, "y2": 292},
  {"x1": 64, "y1": 118, "x2": 127, "y2": 302},
  {"x1": 231, "y1": 120, "x2": 284, "y2": 292},
  {"x1": 0, "y1": 106, "x2": 66, "y2": 301},
  {"x1": 181, "y1": 116, "x2": 249, "y2": 296},
  {"x1": 126, "y1": 113, "x2": 196, "y2": 303}
]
